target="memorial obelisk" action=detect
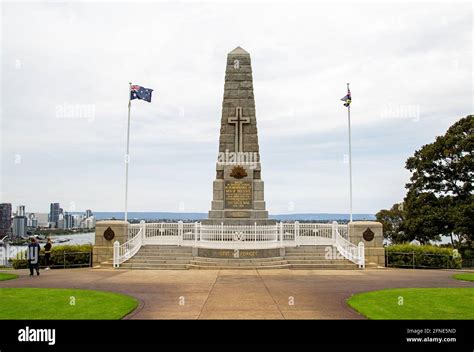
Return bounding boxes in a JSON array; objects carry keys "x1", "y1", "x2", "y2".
[{"x1": 204, "y1": 47, "x2": 275, "y2": 225}]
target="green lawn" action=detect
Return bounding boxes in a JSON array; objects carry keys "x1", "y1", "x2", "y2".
[
  {"x1": 0, "y1": 273, "x2": 18, "y2": 281},
  {"x1": 347, "y1": 288, "x2": 474, "y2": 319},
  {"x1": 0, "y1": 288, "x2": 138, "y2": 319},
  {"x1": 452, "y1": 273, "x2": 474, "y2": 282}
]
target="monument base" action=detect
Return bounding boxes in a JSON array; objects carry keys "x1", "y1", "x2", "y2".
[
  {"x1": 201, "y1": 218, "x2": 277, "y2": 225},
  {"x1": 197, "y1": 247, "x2": 283, "y2": 258},
  {"x1": 93, "y1": 220, "x2": 129, "y2": 265},
  {"x1": 348, "y1": 221, "x2": 385, "y2": 267}
]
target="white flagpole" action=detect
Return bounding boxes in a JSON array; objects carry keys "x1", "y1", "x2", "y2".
[
  {"x1": 124, "y1": 82, "x2": 132, "y2": 222},
  {"x1": 347, "y1": 82, "x2": 353, "y2": 223}
]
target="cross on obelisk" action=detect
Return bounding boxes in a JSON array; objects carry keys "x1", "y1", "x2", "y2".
[{"x1": 228, "y1": 107, "x2": 250, "y2": 152}]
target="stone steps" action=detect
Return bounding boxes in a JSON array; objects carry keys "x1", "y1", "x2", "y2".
[
  {"x1": 291, "y1": 263, "x2": 359, "y2": 270},
  {"x1": 188, "y1": 256, "x2": 289, "y2": 269},
  {"x1": 135, "y1": 249, "x2": 192, "y2": 253},
  {"x1": 137, "y1": 248, "x2": 193, "y2": 254},
  {"x1": 125, "y1": 259, "x2": 191, "y2": 264},
  {"x1": 284, "y1": 245, "x2": 359, "y2": 270},
  {"x1": 285, "y1": 250, "x2": 330, "y2": 254},
  {"x1": 192, "y1": 256, "x2": 285, "y2": 263},
  {"x1": 286, "y1": 253, "x2": 330, "y2": 257},
  {"x1": 113, "y1": 245, "x2": 360, "y2": 270},
  {"x1": 190, "y1": 259, "x2": 288, "y2": 267},
  {"x1": 121, "y1": 245, "x2": 193, "y2": 270},
  {"x1": 286, "y1": 259, "x2": 354, "y2": 265},
  {"x1": 120, "y1": 263, "x2": 188, "y2": 270},
  {"x1": 132, "y1": 255, "x2": 193, "y2": 260},
  {"x1": 284, "y1": 254, "x2": 329, "y2": 259},
  {"x1": 285, "y1": 249, "x2": 329, "y2": 253},
  {"x1": 187, "y1": 264, "x2": 291, "y2": 270}
]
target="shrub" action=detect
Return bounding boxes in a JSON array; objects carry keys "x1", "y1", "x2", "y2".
[
  {"x1": 386, "y1": 244, "x2": 462, "y2": 269},
  {"x1": 11, "y1": 244, "x2": 92, "y2": 269}
]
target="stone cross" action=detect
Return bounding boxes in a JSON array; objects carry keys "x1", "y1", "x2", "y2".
[{"x1": 228, "y1": 107, "x2": 250, "y2": 152}]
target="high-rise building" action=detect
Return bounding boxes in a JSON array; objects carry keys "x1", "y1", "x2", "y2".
[
  {"x1": 57, "y1": 213, "x2": 66, "y2": 229},
  {"x1": 57, "y1": 219, "x2": 65, "y2": 229},
  {"x1": 17, "y1": 205, "x2": 25, "y2": 217},
  {"x1": 34, "y1": 213, "x2": 49, "y2": 227},
  {"x1": 85, "y1": 216, "x2": 96, "y2": 229},
  {"x1": 27, "y1": 213, "x2": 38, "y2": 228},
  {"x1": 73, "y1": 214, "x2": 84, "y2": 228},
  {"x1": 12, "y1": 216, "x2": 27, "y2": 238},
  {"x1": 64, "y1": 212, "x2": 74, "y2": 229},
  {"x1": 0, "y1": 203, "x2": 12, "y2": 237},
  {"x1": 85, "y1": 209, "x2": 93, "y2": 218},
  {"x1": 49, "y1": 203, "x2": 60, "y2": 227}
]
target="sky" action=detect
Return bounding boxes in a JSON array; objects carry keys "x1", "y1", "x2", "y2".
[{"x1": 0, "y1": 1, "x2": 472, "y2": 215}]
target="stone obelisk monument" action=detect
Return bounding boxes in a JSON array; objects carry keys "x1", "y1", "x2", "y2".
[{"x1": 204, "y1": 47, "x2": 275, "y2": 225}]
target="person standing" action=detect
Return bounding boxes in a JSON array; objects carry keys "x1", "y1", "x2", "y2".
[
  {"x1": 27, "y1": 237, "x2": 40, "y2": 276},
  {"x1": 44, "y1": 238, "x2": 52, "y2": 270}
]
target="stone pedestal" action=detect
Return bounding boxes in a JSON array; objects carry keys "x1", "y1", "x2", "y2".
[
  {"x1": 93, "y1": 220, "x2": 128, "y2": 265},
  {"x1": 348, "y1": 221, "x2": 385, "y2": 267},
  {"x1": 206, "y1": 47, "x2": 275, "y2": 226}
]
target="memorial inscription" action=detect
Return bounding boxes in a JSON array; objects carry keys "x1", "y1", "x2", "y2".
[{"x1": 224, "y1": 181, "x2": 252, "y2": 209}]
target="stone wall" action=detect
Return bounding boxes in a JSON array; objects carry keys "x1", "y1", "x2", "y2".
[
  {"x1": 348, "y1": 221, "x2": 385, "y2": 267},
  {"x1": 93, "y1": 220, "x2": 128, "y2": 265}
]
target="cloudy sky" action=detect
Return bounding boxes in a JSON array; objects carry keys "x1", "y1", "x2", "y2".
[{"x1": 1, "y1": 1, "x2": 472, "y2": 215}]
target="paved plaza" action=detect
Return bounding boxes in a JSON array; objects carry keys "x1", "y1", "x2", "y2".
[{"x1": 1, "y1": 268, "x2": 472, "y2": 319}]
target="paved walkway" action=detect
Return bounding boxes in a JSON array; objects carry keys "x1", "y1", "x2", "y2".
[{"x1": 1, "y1": 268, "x2": 472, "y2": 319}]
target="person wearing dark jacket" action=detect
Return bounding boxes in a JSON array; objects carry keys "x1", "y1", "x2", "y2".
[
  {"x1": 44, "y1": 238, "x2": 52, "y2": 270},
  {"x1": 27, "y1": 237, "x2": 41, "y2": 276}
]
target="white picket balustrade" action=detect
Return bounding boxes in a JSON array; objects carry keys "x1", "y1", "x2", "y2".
[
  {"x1": 296, "y1": 223, "x2": 334, "y2": 245},
  {"x1": 196, "y1": 223, "x2": 280, "y2": 249},
  {"x1": 333, "y1": 222, "x2": 365, "y2": 268},
  {"x1": 112, "y1": 220, "x2": 364, "y2": 268},
  {"x1": 128, "y1": 223, "x2": 141, "y2": 240},
  {"x1": 113, "y1": 225, "x2": 144, "y2": 268}
]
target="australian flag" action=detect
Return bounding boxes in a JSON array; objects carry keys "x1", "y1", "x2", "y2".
[{"x1": 130, "y1": 85, "x2": 153, "y2": 102}]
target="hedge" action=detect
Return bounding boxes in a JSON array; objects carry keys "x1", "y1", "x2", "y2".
[
  {"x1": 11, "y1": 244, "x2": 92, "y2": 269},
  {"x1": 386, "y1": 244, "x2": 462, "y2": 269}
]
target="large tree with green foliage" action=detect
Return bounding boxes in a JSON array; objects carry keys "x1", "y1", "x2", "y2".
[
  {"x1": 375, "y1": 203, "x2": 408, "y2": 243},
  {"x1": 403, "y1": 115, "x2": 473, "y2": 247}
]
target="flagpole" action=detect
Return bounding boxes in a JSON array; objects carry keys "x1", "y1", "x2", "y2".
[
  {"x1": 124, "y1": 82, "x2": 132, "y2": 222},
  {"x1": 347, "y1": 82, "x2": 353, "y2": 223}
]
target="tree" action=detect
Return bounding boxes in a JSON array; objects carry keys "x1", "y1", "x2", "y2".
[
  {"x1": 404, "y1": 115, "x2": 473, "y2": 246},
  {"x1": 375, "y1": 203, "x2": 408, "y2": 243},
  {"x1": 402, "y1": 190, "x2": 443, "y2": 244}
]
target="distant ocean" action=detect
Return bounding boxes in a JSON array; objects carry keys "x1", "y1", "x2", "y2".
[{"x1": 91, "y1": 212, "x2": 375, "y2": 222}]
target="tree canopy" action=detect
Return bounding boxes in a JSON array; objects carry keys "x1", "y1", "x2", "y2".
[{"x1": 377, "y1": 115, "x2": 473, "y2": 247}]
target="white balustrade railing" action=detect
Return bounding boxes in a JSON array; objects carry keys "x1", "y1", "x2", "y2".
[
  {"x1": 113, "y1": 222, "x2": 145, "y2": 268},
  {"x1": 333, "y1": 221, "x2": 364, "y2": 268},
  {"x1": 336, "y1": 224, "x2": 349, "y2": 240},
  {"x1": 183, "y1": 222, "x2": 195, "y2": 241},
  {"x1": 128, "y1": 223, "x2": 141, "y2": 240},
  {"x1": 295, "y1": 222, "x2": 335, "y2": 245},
  {"x1": 131, "y1": 221, "x2": 346, "y2": 248},
  {"x1": 198, "y1": 223, "x2": 279, "y2": 249},
  {"x1": 113, "y1": 220, "x2": 365, "y2": 268}
]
